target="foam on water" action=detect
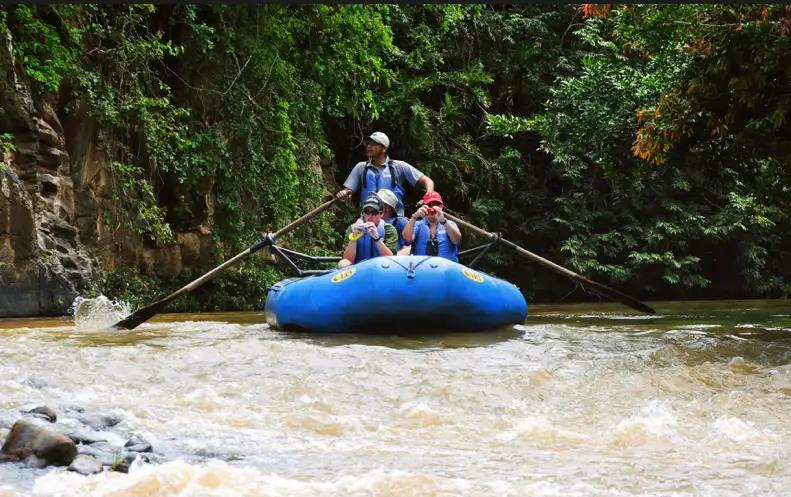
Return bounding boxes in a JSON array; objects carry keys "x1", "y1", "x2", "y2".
[
  {"x1": 612, "y1": 400, "x2": 679, "y2": 446},
  {"x1": 70, "y1": 296, "x2": 132, "y2": 332},
  {"x1": 31, "y1": 459, "x2": 470, "y2": 497},
  {"x1": 713, "y1": 417, "x2": 764, "y2": 443},
  {"x1": 3, "y1": 300, "x2": 791, "y2": 496}
]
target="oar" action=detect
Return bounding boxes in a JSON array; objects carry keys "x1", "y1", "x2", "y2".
[
  {"x1": 110, "y1": 196, "x2": 343, "y2": 330},
  {"x1": 442, "y1": 212, "x2": 656, "y2": 314}
]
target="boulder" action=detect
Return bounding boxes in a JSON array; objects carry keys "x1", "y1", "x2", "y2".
[{"x1": 0, "y1": 420, "x2": 77, "y2": 467}]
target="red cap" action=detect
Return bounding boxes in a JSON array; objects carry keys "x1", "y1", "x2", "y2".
[{"x1": 422, "y1": 191, "x2": 443, "y2": 205}]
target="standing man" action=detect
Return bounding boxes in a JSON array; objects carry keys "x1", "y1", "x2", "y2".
[{"x1": 336, "y1": 132, "x2": 435, "y2": 207}]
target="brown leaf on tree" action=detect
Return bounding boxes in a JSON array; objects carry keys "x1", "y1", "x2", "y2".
[{"x1": 579, "y1": 4, "x2": 612, "y2": 19}]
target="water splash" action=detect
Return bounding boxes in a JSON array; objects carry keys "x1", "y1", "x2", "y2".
[{"x1": 70, "y1": 295, "x2": 132, "y2": 331}]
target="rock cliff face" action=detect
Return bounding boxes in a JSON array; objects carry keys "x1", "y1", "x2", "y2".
[{"x1": 0, "y1": 33, "x2": 216, "y2": 318}]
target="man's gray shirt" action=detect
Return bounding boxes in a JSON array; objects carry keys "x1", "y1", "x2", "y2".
[{"x1": 343, "y1": 157, "x2": 424, "y2": 193}]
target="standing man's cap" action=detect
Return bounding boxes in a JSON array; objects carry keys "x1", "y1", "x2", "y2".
[{"x1": 368, "y1": 132, "x2": 390, "y2": 148}]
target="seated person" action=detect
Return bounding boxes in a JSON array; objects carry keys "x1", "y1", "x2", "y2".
[
  {"x1": 338, "y1": 193, "x2": 398, "y2": 268},
  {"x1": 377, "y1": 188, "x2": 412, "y2": 256},
  {"x1": 403, "y1": 191, "x2": 462, "y2": 262}
]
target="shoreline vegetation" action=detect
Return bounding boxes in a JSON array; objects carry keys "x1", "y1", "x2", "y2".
[{"x1": 2, "y1": 5, "x2": 791, "y2": 317}]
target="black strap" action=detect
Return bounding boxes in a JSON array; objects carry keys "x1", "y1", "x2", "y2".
[
  {"x1": 362, "y1": 159, "x2": 397, "y2": 190},
  {"x1": 387, "y1": 159, "x2": 397, "y2": 188}
]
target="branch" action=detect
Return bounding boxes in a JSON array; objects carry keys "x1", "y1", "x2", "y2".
[
  {"x1": 160, "y1": 53, "x2": 253, "y2": 96},
  {"x1": 221, "y1": 55, "x2": 253, "y2": 96}
]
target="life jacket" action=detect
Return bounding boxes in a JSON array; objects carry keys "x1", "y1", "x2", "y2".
[
  {"x1": 387, "y1": 216, "x2": 410, "y2": 250},
  {"x1": 410, "y1": 219, "x2": 459, "y2": 262},
  {"x1": 361, "y1": 159, "x2": 403, "y2": 205},
  {"x1": 355, "y1": 219, "x2": 388, "y2": 263}
]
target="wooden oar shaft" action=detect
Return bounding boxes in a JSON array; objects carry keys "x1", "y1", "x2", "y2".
[
  {"x1": 170, "y1": 198, "x2": 340, "y2": 296},
  {"x1": 447, "y1": 215, "x2": 580, "y2": 280},
  {"x1": 110, "y1": 196, "x2": 342, "y2": 330},
  {"x1": 274, "y1": 197, "x2": 339, "y2": 238},
  {"x1": 443, "y1": 211, "x2": 655, "y2": 314}
]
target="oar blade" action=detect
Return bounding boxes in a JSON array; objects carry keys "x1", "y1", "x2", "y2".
[
  {"x1": 575, "y1": 276, "x2": 656, "y2": 314},
  {"x1": 109, "y1": 295, "x2": 178, "y2": 330}
]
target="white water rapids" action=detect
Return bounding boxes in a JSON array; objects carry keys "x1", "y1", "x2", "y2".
[{"x1": 1, "y1": 299, "x2": 791, "y2": 496}]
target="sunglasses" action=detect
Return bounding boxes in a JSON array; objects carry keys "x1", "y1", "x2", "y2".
[
  {"x1": 427, "y1": 202, "x2": 442, "y2": 208},
  {"x1": 363, "y1": 209, "x2": 380, "y2": 215}
]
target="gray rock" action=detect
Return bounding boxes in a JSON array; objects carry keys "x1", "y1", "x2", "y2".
[
  {"x1": 25, "y1": 455, "x2": 49, "y2": 469},
  {"x1": 125, "y1": 443, "x2": 152, "y2": 453},
  {"x1": 0, "y1": 420, "x2": 77, "y2": 467},
  {"x1": 77, "y1": 445, "x2": 116, "y2": 467},
  {"x1": 137, "y1": 452, "x2": 166, "y2": 464},
  {"x1": 110, "y1": 451, "x2": 166, "y2": 473},
  {"x1": 1, "y1": 166, "x2": 20, "y2": 184},
  {"x1": 24, "y1": 413, "x2": 54, "y2": 424},
  {"x1": 68, "y1": 454, "x2": 103, "y2": 476},
  {"x1": 78, "y1": 441, "x2": 115, "y2": 453},
  {"x1": 23, "y1": 406, "x2": 57, "y2": 423},
  {"x1": 78, "y1": 413, "x2": 122, "y2": 431},
  {"x1": 124, "y1": 434, "x2": 153, "y2": 452},
  {"x1": 65, "y1": 429, "x2": 109, "y2": 445}
]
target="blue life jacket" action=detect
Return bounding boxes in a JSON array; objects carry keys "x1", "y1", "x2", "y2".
[
  {"x1": 411, "y1": 219, "x2": 460, "y2": 262},
  {"x1": 361, "y1": 160, "x2": 403, "y2": 206},
  {"x1": 355, "y1": 219, "x2": 388, "y2": 263},
  {"x1": 387, "y1": 216, "x2": 411, "y2": 250}
]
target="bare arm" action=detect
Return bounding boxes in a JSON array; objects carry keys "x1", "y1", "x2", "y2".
[
  {"x1": 417, "y1": 175, "x2": 434, "y2": 193},
  {"x1": 403, "y1": 208, "x2": 427, "y2": 244},
  {"x1": 374, "y1": 238, "x2": 393, "y2": 257},
  {"x1": 397, "y1": 245, "x2": 412, "y2": 256},
  {"x1": 338, "y1": 163, "x2": 364, "y2": 198},
  {"x1": 444, "y1": 221, "x2": 462, "y2": 245},
  {"x1": 342, "y1": 238, "x2": 357, "y2": 262},
  {"x1": 435, "y1": 209, "x2": 461, "y2": 245}
]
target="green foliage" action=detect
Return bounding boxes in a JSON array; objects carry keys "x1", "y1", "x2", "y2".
[
  {"x1": 526, "y1": 3, "x2": 791, "y2": 298},
  {"x1": 3, "y1": 5, "x2": 79, "y2": 93},
  {"x1": 0, "y1": 131, "x2": 13, "y2": 170},
  {"x1": 5, "y1": 3, "x2": 791, "y2": 307},
  {"x1": 97, "y1": 261, "x2": 284, "y2": 313},
  {"x1": 345, "y1": 4, "x2": 583, "y2": 296},
  {"x1": 168, "y1": 5, "x2": 398, "y2": 253},
  {"x1": 0, "y1": 107, "x2": 13, "y2": 172}
]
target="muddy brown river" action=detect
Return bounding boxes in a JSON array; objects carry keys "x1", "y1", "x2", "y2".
[{"x1": 1, "y1": 298, "x2": 791, "y2": 496}]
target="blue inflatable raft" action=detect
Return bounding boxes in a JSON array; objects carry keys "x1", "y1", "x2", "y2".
[{"x1": 264, "y1": 255, "x2": 527, "y2": 334}]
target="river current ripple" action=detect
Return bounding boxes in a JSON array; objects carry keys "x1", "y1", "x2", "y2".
[{"x1": 1, "y1": 299, "x2": 791, "y2": 496}]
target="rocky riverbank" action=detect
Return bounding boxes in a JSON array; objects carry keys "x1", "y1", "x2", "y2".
[{"x1": 1, "y1": 404, "x2": 167, "y2": 477}]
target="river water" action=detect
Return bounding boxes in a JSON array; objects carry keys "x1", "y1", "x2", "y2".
[{"x1": 1, "y1": 298, "x2": 791, "y2": 496}]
